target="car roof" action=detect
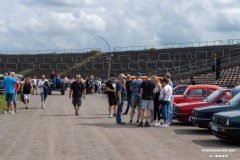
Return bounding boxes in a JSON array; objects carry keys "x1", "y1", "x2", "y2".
[{"x1": 186, "y1": 84, "x2": 222, "y2": 89}]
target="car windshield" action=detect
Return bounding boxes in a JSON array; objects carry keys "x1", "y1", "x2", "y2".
[
  {"x1": 229, "y1": 92, "x2": 240, "y2": 106},
  {"x1": 204, "y1": 90, "x2": 223, "y2": 102}
]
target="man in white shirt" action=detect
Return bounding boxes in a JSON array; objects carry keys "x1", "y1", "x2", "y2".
[{"x1": 38, "y1": 75, "x2": 49, "y2": 109}]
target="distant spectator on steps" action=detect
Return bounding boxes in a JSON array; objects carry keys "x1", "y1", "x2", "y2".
[{"x1": 190, "y1": 77, "x2": 196, "y2": 85}]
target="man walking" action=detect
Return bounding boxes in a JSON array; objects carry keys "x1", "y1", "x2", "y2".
[
  {"x1": 69, "y1": 74, "x2": 86, "y2": 116},
  {"x1": 38, "y1": 75, "x2": 49, "y2": 109},
  {"x1": 2, "y1": 71, "x2": 18, "y2": 114},
  {"x1": 122, "y1": 74, "x2": 132, "y2": 115},
  {"x1": 106, "y1": 74, "x2": 117, "y2": 118},
  {"x1": 116, "y1": 74, "x2": 127, "y2": 124},
  {"x1": 139, "y1": 76, "x2": 156, "y2": 127},
  {"x1": 129, "y1": 72, "x2": 142, "y2": 125}
]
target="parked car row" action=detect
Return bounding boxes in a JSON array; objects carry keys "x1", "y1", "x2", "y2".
[{"x1": 172, "y1": 84, "x2": 240, "y2": 142}]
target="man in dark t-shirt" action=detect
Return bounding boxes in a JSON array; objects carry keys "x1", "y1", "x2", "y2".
[
  {"x1": 106, "y1": 74, "x2": 117, "y2": 118},
  {"x1": 69, "y1": 74, "x2": 86, "y2": 116},
  {"x1": 123, "y1": 74, "x2": 132, "y2": 115},
  {"x1": 139, "y1": 77, "x2": 156, "y2": 127}
]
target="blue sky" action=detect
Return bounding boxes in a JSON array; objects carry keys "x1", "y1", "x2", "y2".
[{"x1": 0, "y1": 0, "x2": 240, "y2": 52}]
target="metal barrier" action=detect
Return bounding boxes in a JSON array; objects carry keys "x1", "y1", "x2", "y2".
[{"x1": 114, "y1": 40, "x2": 226, "y2": 52}]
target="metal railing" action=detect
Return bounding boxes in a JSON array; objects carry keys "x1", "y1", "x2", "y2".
[
  {"x1": 114, "y1": 40, "x2": 226, "y2": 52},
  {"x1": 0, "y1": 48, "x2": 102, "y2": 55}
]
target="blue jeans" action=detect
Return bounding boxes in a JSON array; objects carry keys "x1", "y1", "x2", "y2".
[
  {"x1": 116, "y1": 101, "x2": 125, "y2": 123},
  {"x1": 13, "y1": 92, "x2": 18, "y2": 105},
  {"x1": 162, "y1": 102, "x2": 169, "y2": 122},
  {"x1": 125, "y1": 94, "x2": 132, "y2": 113},
  {"x1": 168, "y1": 101, "x2": 173, "y2": 124}
]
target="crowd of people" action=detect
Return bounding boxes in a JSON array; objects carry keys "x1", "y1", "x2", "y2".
[
  {"x1": 105, "y1": 72, "x2": 174, "y2": 127},
  {"x1": 2, "y1": 70, "x2": 174, "y2": 128}
]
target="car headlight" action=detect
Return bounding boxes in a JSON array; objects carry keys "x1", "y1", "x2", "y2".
[{"x1": 226, "y1": 119, "x2": 229, "y2": 126}]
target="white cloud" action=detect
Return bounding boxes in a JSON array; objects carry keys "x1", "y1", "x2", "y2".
[{"x1": 0, "y1": 0, "x2": 239, "y2": 51}]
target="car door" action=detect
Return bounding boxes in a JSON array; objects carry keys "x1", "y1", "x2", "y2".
[{"x1": 186, "y1": 88, "x2": 207, "y2": 102}]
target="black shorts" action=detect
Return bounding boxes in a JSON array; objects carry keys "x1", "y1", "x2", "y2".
[
  {"x1": 108, "y1": 96, "x2": 117, "y2": 106},
  {"x1": 72, "y1": 97, "x2": 82, "y2": 107}
]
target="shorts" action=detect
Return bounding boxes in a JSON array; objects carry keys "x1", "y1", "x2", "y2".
[
  {"x1": 5, "y1": 93, "x2": 14, "y2": 105},
  {"x1": 108, "y1": 96, "x2": 117, "y2": 106},
  {"x1": 40, "y1": 93, "x2": 45, "y2": 101},
  {"x1": 131, "y1": 97, "x2": 141, "y2": 109},
  {"x1": 24, "y1": 94, "x2": 30, "y2": 100},
  {"x1": 33, "y1": 85, "x2": 37, "y2": 89},
  {"x1": 141, "y1": 100, "x2": 154, "y2": 110},
  {"x1": 72, "y1": 97, "x2": 82, "y2": 106},
  {"x1": 13, "y1": 92, "x2": 18, "y2": 105}
]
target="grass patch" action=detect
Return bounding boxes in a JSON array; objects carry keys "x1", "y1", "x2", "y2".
[{"x1": 0, "y1": 95, "x2": 5, "y2": 110}]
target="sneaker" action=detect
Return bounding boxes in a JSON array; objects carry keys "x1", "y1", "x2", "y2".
[
  {"x1": 10, "y1": 110, "x2": 15, "y2": 114},
  {"x1": 138, "y1": 122, "x2": 143, "y2": 127},
  {"x1": 76, "y1": 112, "x2": 79, "y2": 116},
  {"x1": 122, "y1": 112, "x2": 128, "y2": 115},
  {"x1": 113, "y1": 114, "x2": 116, "y2": 117},
  {"x1": 129, "y1": 120, "x2": 133, "y2": 125},
  {"x1": 117, "y1": 122, "x2": 126, "y2": 125},
  {"x1": 109, "y1": 115, "x2": 113, "y2": 118},
  {"x1": 2, "y1": 110, "x2": 6, "y2": 114},
  {"x1": 145, "y1": 122, "x2": 150, "y2": 127},
  {"x1": 160, "y1": 124, "x2": 169, "y2": 128},
  {"x1": 136, "y1": 120, "x2": 139, "y2": 125},
  {"x1": 26, "y1": 107, "x2": 28, "y2": 109},
  {"x1": 15, "y1": 110, "x2": 18, "y2": 113},
  {"x1": 154, "y1": 122, "x2": 161, "y2": 126}
]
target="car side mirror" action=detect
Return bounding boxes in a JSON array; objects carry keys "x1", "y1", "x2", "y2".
[{"x1": 216, "y1": 99, "x2": 222, "y2": 104}]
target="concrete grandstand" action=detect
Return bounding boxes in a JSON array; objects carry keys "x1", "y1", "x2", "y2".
[{"x1": 0, "y1": 39, "x2": 240, "y2": 85}]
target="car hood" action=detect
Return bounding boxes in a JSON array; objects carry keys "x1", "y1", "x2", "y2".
[
  {"x1": 195, "y1": 104, "x2": 237, "y2": 113},
  {"x1": 214, "y1": 110, "x2": 240, "y2": 119}
]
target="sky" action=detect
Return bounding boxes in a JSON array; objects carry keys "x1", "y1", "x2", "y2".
[{"x1": 0, "y1": 0, "x2": 240, "y2": 52}]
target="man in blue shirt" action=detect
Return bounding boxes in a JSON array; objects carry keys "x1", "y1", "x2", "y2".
[
  {"x1": 116, "y1": 74, "x2": 127, "y2": 124},
  {"x1": 129, "y1": 72, "x2": 143, "y2": 125},
  {"x1": 2, "y1": 71, "x2": 18, "y2": 114}
]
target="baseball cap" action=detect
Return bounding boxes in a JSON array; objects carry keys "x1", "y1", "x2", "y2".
[
  {"x1": 118, "y1": 74, "x2": 126, "y2": 79},
  {"x1": 136, "y1": 72, "x2": 141, "y2": 76}
]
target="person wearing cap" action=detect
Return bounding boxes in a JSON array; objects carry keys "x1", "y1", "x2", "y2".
[
  {"x1": 129, "y1": 72, "x2": 143, "y2": 125},
  {"x1": 106, "y1": 74, "x2": 117, "y2": 118},
  {"x1": 116, "y1": 74, "x2": 127, "y2": 124}
]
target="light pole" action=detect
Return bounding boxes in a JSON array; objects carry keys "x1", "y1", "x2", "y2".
[{"x1": 97, "y1": 36, "x2": 112, "y2": 79}]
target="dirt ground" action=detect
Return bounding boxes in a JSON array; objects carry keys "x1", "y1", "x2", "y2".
[{"x1": 0, "y1": 91, "x2": 239, "y2": 160}]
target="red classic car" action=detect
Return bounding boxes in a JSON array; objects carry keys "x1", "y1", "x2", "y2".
[
  {"x1": 173, "y1": 85, "x2": 223, "y2": 105},
  {"x1": 173, "y1": 85, "x2": 189, "y2": 95},
  {"x1": 173, "y1": 89, "x2": 231, "y2": 122}
]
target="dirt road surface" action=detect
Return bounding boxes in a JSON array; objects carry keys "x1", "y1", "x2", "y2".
[{"x1": 0, "y1": 91, "x2": 239, "y2": 160}]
